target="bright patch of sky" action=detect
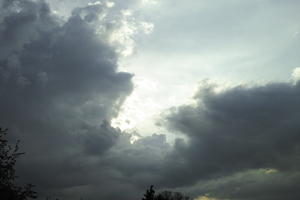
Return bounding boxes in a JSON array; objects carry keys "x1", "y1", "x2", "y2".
[
  {"x1": 113, "y1": 0, "x2": 300, "y2": 135},
  {"x1": 47, "y1": 0, "x2": 300, "y2": 136},
  {"x1": 195, "y1": 196, "x2": 219, "y2": 200}
]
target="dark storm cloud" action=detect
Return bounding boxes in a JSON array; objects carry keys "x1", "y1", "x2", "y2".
[
  {"x1": 0, "y1": 0, "x2": 133, "y2": 154},
  {"x1": 0, "y1": 0, "x2": 146, "y2": 199},
  {"x1": 0, "y1": 1, "x2": 173, "y2": 200},
  {"x1": 163, "y1": 81, "x2": 300, "y2": 199},
  {"x1": 2, "y1": 1, "x2": 300, "y2": 200}
]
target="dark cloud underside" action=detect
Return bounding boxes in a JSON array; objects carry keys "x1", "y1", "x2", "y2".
[{"x1": 164, "y1": 81, "x2": 300, "y2": 200}]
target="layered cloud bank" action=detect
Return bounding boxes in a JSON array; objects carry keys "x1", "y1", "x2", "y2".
[
  {"x1": 1, "y1": 1, "x2": 300, "y2": 200},
  {"x1": 163, "y1": 81, "x2": 300, "y2": 200}
]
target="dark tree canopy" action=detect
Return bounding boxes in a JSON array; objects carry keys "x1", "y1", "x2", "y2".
[
  {"x1": 142, "y1": 185, "x2": 155, "y2": 200},
  {"x1": 156, "y1": 191, "x2": 190, "y2": 200},
  {"x1": 0, "y1": 127, "x2": 36, "y2": 200},
  {"x1": 142, "y1": 186, "x2": 190, "y2": 200}
]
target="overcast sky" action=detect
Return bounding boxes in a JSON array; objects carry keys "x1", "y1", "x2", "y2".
[{"x1": 1, "y1": 0, "x2": 300, "y2": 200}]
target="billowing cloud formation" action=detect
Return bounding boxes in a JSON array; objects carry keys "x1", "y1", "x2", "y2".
[
  {"x1": 1, "y1": 1, "x2": 300, "y2": 200},
  {"x1": 0, "y1": 0, "x2": 132, "y2": 148},
  {"x1": 0, "y1": 0, "x2": 148, "y2": 199},
  {"x1": 0, "y1": 1, "x2": 171, "y2": 200},
  {"x1": 163, "y1": 81, "x2": 300, "y2": 200}
]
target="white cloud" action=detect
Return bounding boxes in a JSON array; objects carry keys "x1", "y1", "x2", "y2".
[
  {"x1": 88, "y1": 1, "x2": 102, "y2": 6},
  {"x1": 142, "y1": 0, "x2": 159, "y2": 5},
  {"x1": 106, "y1": 1, "x2": 115, "y2": 7},
  {"x1": 111, "y1": 77, "x2": 162, "y2": 131},
  {"x1": 292, "y1": 67, "x2": 300, "y2": 82},
  {"x1": 140, "y1": 21, "x2": 154, "y2": 34}
]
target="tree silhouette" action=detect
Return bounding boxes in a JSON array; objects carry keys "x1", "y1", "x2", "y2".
[
  {"x1": 142, "y1": 186, "x2": 190, "y2": 200},
  {"x1": 142, "y1": 185, "x2": 155, "y2": 200},
  {"x1": 0, "y1": 127, "x2": 37, "y2": 200},
  {"x1": 156, "y1": 191, "x2": 190, "y2": 200}
]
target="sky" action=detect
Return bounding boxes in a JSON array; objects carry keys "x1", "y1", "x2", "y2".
[{"x1": 1, "y1": 0, "x2": 300, "y2": 200}]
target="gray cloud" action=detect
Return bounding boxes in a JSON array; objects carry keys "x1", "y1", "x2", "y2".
[
  {"x1": 163, "y1": 81, "x2": 300, "y2": 199},
  {"x1": 0, "y1": 1, "x2": 175, "y2": 200},
  {"x1": 0, "y1": 0, "x2": 145, "y2": 199},
  {"x1": 181, "y1": 169, "x2": 300, "y2": 200},
  {"x1": 2, "y1": 1, "x2": 300, "y2": 200}
]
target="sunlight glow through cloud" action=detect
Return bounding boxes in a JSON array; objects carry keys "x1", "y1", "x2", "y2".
[
  {"x1": 111, "y1": 77, "x2": 162, "y2": 131},
  {"x1": 195, "y1": 196, "x2": 219, "y2": 200},
  {"x1": 2, "y1": 0, "x2": 300, "y2": 199},
  {"x1": 111, "y1": 76, "x2": 198, "y2": 135},
  {"x1": 109, "y1": 10, "x2": 154, "y2": 57},
  {"x1": 292, "y1": 67, "x2": 300, "y2": 82}
]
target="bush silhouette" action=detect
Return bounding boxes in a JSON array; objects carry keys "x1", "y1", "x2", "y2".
[{"x1": 0, "y1": 127, "x2": 37, "y2": 200}]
